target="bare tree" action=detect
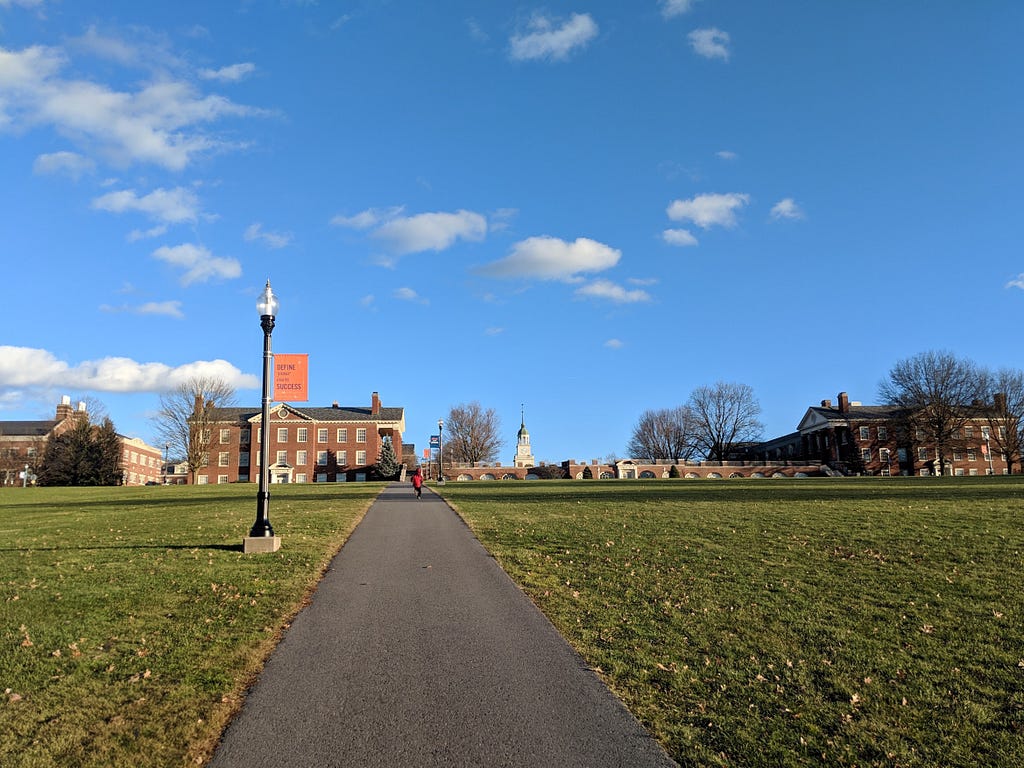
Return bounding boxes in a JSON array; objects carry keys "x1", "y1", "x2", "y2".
[
  {"x1": 444, "y1": 402, "x2": 504, "y2": 465},
  {"x1": 152, "y1": 377, "x2": 237, "y2": 483},
  {"x1": 688, "y1": 382, "x2": 764, "y2": 462},
  {"x1": 626, "y1": 406, "x2": 696, "y2": 462},
  {"x1": 878, "y1": 350, "x2": 986, "y2": 476},
  {"x1": 982, "y1": 367, "x2": 1024, "y2": 474}
]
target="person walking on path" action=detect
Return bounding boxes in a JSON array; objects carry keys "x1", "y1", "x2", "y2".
[{"x1": 411, "y1": 468, "x2": 423, "y2": 498}]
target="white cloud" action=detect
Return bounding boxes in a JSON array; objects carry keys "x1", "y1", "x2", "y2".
[
  {"x1": 152, "y1": 243, "x2": 242, "y2": 285},
  {"x1": 660, "y1": 0, "x2": 698, "y2": 18},
  {"x1": 509, "y1": 13, "x2": 598, "y2": 62},
  {"x1": 667, "y1": 192, "x2": 749, "y2": 229},
  {"x1": 689, "y1": 28, "x2": 730, "y2": 60},
  {"x1": 662, "y1": 228, "x2": 699, "y2": 247},
  {"x1": 484, "y1": 327, "x2": 504, "y2": 336},
  {"x1": 128, "y1": 224, "x2": 170, "y2": 241},
  {"x1": 244, "y1": 222, "x2": 292, "y2": 249},
  {"x1": 575, "y1": 279, "x2": 651, "y2": 304},
  {"x1": 0, "y1": 346, "x2": 258, "y2": 392},
  {"x1": 1006, "y1": 275, "x2": 1024, "y2": 291},
  {"x1": 604, "y1": 338, "x2": 624, "y2": 349},
  {"x1": 0, "y1": 44, "x2": 263, "y2": 170},
  {"x1": 91, "y1": 187, "x2": 200, "y2": 224},
  {"x1": 478, "y1": 236, "x2": 620, "y2": 281},
  {"x1": 100, "y1": 301, "x2": 184, "y2": 318},
  {"x1": 33, "y1": 151, "x2": 96, "y2": 179},
  {"x1": 330, "y1": 206, "x2": 404, "y2": 230},
  {"x1": 770, "y1": 198, "x2": 804, "y2": 220},
  {"x1": 199, "y1": 62, "x2": 256, "y2": 82},
  {"x1": 372, "y1": 210, "x2": 487, "y2": 255},
  {"x1": 394, "y1": 287, "x2": 428, "y2": 304},
  {"x1": 715, "y1": 150, "x2": 738, "y2": 161}
]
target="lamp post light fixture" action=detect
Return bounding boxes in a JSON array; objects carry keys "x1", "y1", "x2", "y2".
[
  {"x1": 163, "y1": 443, "x2": 169, "y2": 485},
  {"x1": 437, "y1": 418, "x2": 444, "y2": 484},
  {"x1": 245, "y1": 279, "x2": 282, "y2": 554}
]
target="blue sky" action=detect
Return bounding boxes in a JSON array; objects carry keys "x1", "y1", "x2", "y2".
[{"x1": 1, "y1": 1, "x2": 1021, "y2": 465}]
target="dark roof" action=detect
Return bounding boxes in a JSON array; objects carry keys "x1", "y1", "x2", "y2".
[
  {"x1": 0, "y1": 420, "x2": 59, "y2": 437},
  {"x1": 808, "y1": 405, "x2": 905, "y2": 422},
  {"x1": 210, "y1": 405, "x2": 404, "y2": 423}
]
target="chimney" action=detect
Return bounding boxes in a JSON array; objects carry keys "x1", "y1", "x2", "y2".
[
  {"x1": 821, "y1": 399, "x2": 832, "y2": 408},
  {"x1": 371, "y1": 391, "x2": 381, "y2": 415},
  {"x1": 193, "y1": 393, "x2": 204, "y2": 417},
  {"x1": 995, "y1": 392, "x2": 1007, "y2": 412},
  {"x1": 838, "y1": 392, "x2": 850, "y2": 414},
  {"x1": 56, "y1": 395, "x2": 74, "y2": 421},
  {"x1": 332, "y1": 401, "x2": 339, "y2": 409}
]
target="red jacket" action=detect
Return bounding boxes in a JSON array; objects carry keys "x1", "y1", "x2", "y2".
[{"x1": 411, "y1": 473, "x2": 423, "y2": 488}]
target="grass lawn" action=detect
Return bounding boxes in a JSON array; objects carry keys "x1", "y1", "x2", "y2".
[
  {"x1": 438, "y1": 476, "x2": 1024, "y2": 767},
  {"x1": 0, "y1": 482, "x2": 381, "y2": 768}
]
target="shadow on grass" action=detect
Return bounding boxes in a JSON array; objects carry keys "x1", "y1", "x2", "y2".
[{"x1": 0, "y1": 542, "x2": 244, "y2": 553}]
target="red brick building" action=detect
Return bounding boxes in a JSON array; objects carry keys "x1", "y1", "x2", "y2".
[
  {"x1": 741, "y1": 392, "x2": 1013, "y2": 476},
  {"x1": 198, "y1": 391, "x2": 405, "y2": 484}
]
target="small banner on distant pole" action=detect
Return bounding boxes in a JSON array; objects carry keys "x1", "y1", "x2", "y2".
[
  {"x1": 423, "y1": 448, "x2": 430, "y2": 460},
  {"x1": 274, "y1": 354, "x2": 309, "y2": 401}
]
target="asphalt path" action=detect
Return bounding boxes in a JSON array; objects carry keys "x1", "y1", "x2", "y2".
[{"x1": 210, "y1": 482, "x2": 678, "y2": 768}]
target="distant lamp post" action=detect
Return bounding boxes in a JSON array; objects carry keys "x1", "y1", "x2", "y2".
[
  {"x1": 437, "y1": 418, "x2": 444, "y2": 484},
  {"x1": 245, "y1": 280, "x2": 282, "y2": 553},
  {"x1": 163, "y1": 443, "x2": 169, "y2": 485}
]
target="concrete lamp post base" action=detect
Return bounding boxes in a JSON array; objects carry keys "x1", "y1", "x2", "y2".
[{"x1": 243, "y1": 536, "x2": 281, "y2": 554}]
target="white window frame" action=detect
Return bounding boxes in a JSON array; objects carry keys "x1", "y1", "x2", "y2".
[
  {"x1": 338, "y1": 450, "x2": 347, "y2": 465},
  {"x1": 276, "y1": 450, "x2": 288, "y2": 464},
  {"x1": 317, "y1": 451, "x2": 328, "y2": 466},
  {"x1": 356, "y1": 450, "x2": 367, "y2": 465},
  {"x1": 297, "y1": 428, "x2": 308, "y2": 443},
  {"x1": 318, "y1": 428, "x2": 328, "y2": 443},
  {"x1": 218, "y1": 452, "x2": 230, "y2": 467},
  {"x1": 859, "y1": 426, "x2": 870, "y2": 441},
  {"x1": 296, "y1": 450, "x2": 307, "y2": 465},
  {"x1": 356, "y1": 428, "x2": 367, "y2": 443},
  {"x1": 877, "y1": 427, "x2": 888, "y2": 441},
  {"x1": 338, "y1": 428, "x2": 348, "y2": 442},
  {"x1": 278, "y1": 428, "x2": 288, "y2": 442},
  {"x1": 220, "y1": 428, "x2": 231, "y2": 444}
]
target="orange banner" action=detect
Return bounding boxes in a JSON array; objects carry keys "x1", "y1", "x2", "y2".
[{"x1": 274, "y1": 354, "x2": 309, "y2": 401}]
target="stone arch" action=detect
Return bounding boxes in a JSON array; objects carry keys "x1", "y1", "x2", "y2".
[
  {"x1": 599, "y1": 471, "x2": 614, "y2": 479},
  {"x1": 794, "y1": 472, "x2": 808, "y2": 478},
  {"x1": 706, "y1": 472, "x2": 722, "y2": 479},
  {"x1": 751, "y1": 472, "x2": 766, "y2": 478},
  {"x1": 639, "y1": 470, "x2": 656, "y2": 479},
  {"x1": 771, "y1": 472, "x2": 786, "y2": 478},
  {"x1": 729, "y1": 472, "x2": 744, "y2": 479},
  {"x1": 480, "y1": 473, "x2": 496, "y2": 480},
  {"x1": 525, "y1": 473, "x2": 539, "y2": 480},
  {"x1": 457, "y1": 473, "x2": 474, "y2": 481},
  {"x1": 502, "y1": 473, "x2": 518, "y2": 480},
  {"x1": 685, "y1": 472, "x2": 700, "y2": 479}
]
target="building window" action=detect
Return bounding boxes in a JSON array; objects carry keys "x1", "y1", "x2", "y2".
[
  {"x1": 877, "y1": 427, "x2": 888, "y2": 441},
  {"x1": 317, "y1": 451, "x2": 328, "y2": 466},
  {"x1": 356, "y1": 450, "x2": 367, "y2": 465},
  {"x1": 954, "y1": 468, "x2": 965, "y2": 476},
  {"x1": 952, "y1": 429, "x2": 961, "y2": 440},
  {"x1": 278, "y1": 428, "x2": 288, "y2": 442},
  {"x1": 357, "y1": 428, "x2": 367, "y2": 443},
  {"x1": 969, "y1": 468, "x2": 978, "y2": 476},
  {"x1": 338, "y1": 450, "x2": 347, "y2": 465},
  {"x1": 317, "y1": 473, "x2": 327, "y2": 483},
  {"x1": 859, "y1": 427, "x2": 870, "y2": 440},
  {"x1": 861, "y1": 448, "x2": 871, "y2": 462},
  {"x1": 298, "y1": 428, "x2": 308, "y2": 443},
  {"x1": 965, "y1": 426, "x2": 974, "y2": 439},
  {"x1": 218, "y1": 452, "x2": 230, "y2": 467},
  {"x1": 241, "y1": 428, "x2": 251, "y2": 444},
  {"x1": 952, "y1": 449, "x2": 963, "y2": 461},
  {"x1": 297, "y1": 450, "x2": 307, "y2": 465},
  {"x1": 296, "y1": 473, "x2": 307, "y2": 484},
  {"x1": 879, "y1": 448, "x2": 890, "y2": 464},
  {"x1": 999, "y1": 426, "x2": 1007, "y2": 439},
  {"x1": 338, "y1": 428, "x2": 348, "y2": 442},
  {"x1": 197, "y1": 475, "x2": 209, "y2": 485},
  {"x1": 917, "y1": 447, "x2": 929, "y2": 461},
  {"x1": 276, "y1": 450, "x2": 288, "y2": 464},
  {"x1": 220, "y1": 429, "x2": 231, "y2": 444},
  {"x1": 239, "y1": 452, "x2": 250, "y2": 467},
  {"x1": 318, "y1": 428, "x2": 328, "y2": 443},
  {"x1": 967, "y1": 449, "x2": 977, "y2": 461},
  {"x1": 218, "y1": 475, "x2": 229, "y2": 484},
  {"x1": 982, "y1": 426, "x2": 990, "y2": 439}
]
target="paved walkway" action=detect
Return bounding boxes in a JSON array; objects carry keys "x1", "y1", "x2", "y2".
[{"x1": 210, "y1": 482, "x2": 677, "y2": 767}]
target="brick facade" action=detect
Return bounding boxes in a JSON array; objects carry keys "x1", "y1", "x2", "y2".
[{"x1": 197, "y1": 391, "x2": 405, "y2": 485}]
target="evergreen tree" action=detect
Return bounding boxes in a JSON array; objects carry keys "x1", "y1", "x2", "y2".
[
  {"x1": 375, "y1": 438, "x2": 399, "y2": 480},
  {"x1": 37, "y1": 417, "x2": 123, "y2": 486}
]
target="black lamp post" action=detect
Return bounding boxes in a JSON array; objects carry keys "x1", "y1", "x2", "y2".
[
  {"x1": 437, "y1": 418, "x2": 444, "y2": 484},
  {"x1": 163, "y1": 443, "x2": 169, "y2": 485},
  {"x1": 251, "y1": 279, "x2": 279, "y2": 538}
]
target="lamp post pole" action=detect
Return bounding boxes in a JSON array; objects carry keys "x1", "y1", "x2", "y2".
[
  {"x1": 437, "y1": 418, "x2": 444, "y2": 484},
  {"x1": 250, "y1": 280, "x2": 279, "y2": 543},
  {"x1": 163, "y1": 443, "x2": 169, "y2": 485}
]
